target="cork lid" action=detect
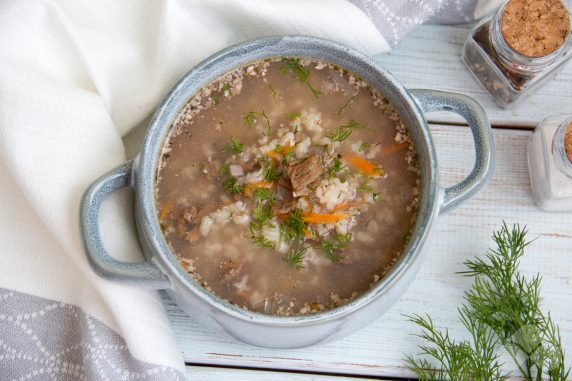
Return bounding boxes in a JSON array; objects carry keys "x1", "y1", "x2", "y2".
[
  {"x1": 565, "y1": 121, "x2": 572, "y2": 163},
  {"x1": 501, "y1": 0, "x2": 571, "y2": 58}
]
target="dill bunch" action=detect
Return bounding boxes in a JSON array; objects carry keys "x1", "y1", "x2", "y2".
[
  {"x1": 405, "y1": 306, "x2": 506, "y2": 381},
  {"x1": 407, "y1": 223, "x2": 570, "y2": 381}
]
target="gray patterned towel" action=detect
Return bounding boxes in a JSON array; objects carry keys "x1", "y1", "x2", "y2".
[{"x1": 0, "y1": 0, "x2": 496, "y2": 379}]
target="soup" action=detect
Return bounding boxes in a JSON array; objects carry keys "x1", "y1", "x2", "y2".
[{"x1": 156, "y1": 58, "x2": 420, "y2": 316}]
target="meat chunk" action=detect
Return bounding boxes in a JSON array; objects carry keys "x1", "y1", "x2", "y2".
[
  {"x1": 274, "y1": 199, "x2": 297, "y2": 215},
  {"x1": 287, "y1": 155, "x2": 323, "y2": 197}
]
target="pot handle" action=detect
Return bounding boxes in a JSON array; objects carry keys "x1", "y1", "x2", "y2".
[
  {"x1": 410, "y1": 89, "x2": 494, "y2": 214},
  {"x1": 80, "y1": 161, "x2": 170, "y2": 289}
]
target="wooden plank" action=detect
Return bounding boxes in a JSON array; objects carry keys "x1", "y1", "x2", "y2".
[
  {"x1": 185, "y1": 366, "x2": 387, "y2": 381},
  {"x1": 374, "y1": 25, "x2": 572, "y2": 128},
  {"x1": 166, "y1": 124, "x2": 572, "y2": 379}
]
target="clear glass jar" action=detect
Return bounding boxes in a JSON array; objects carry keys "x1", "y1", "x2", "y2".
[
  {"x1": 528, "y1": 115, "x2": 572, "y2": 211},
  {"x1": 461, "y1": 1, "x2": 572, "y2": 108}
]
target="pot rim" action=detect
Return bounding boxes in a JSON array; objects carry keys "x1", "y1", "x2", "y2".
[{"x1": 137, "y1": 35, "x2": 439, "y2": 326}]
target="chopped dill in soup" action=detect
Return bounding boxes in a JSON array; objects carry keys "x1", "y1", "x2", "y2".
[{"x1": 156, "y1": 58, "x2": 420, "y2": 316}]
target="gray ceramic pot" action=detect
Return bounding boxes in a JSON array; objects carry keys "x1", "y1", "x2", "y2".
[{"x1": 80, "y1": 36, "x2": 494, "y2": 348}]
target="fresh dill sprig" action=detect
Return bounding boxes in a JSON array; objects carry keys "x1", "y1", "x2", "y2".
[
  {"x1": 244, "y1": 111, "x2": 271, "y2": 135},
  {"x1": 280, "y1": 58, "x2": 309, "y2": 81},
  {"x1": 328, "y1": 158, "x2": 346, "y2": 178},
  {"x1": 281, "y1": 209, "x2": 307, "y2": 243},
  {"x1": 287, "y1": 113, "x2": 302, "y2": 120},
  {"x1": 306, "y1": 83, "x2": 322, "y2": 98},
  {"x1": 263, "y1": 166, "x2": 282, "y2": 182},
  {"x1": 249, "y1": 208, "x2": 275, "y2": 249},
  {"x1": 337, "y1": 95, "x2": 356, "y2": 116},
  {"x1": 249, "y1": 188, "x2": 277, "y2": 248},
  {"x1": 253, "y1": 188, "x2": 276, "y2": 205},
  {"x1": 244, "y1": 112, "x2": 257, "y2": 129},
  {"x1": 249, "y1": 217, "x2": 275, "y2": 249},
  {"x1": 405, "y1": 308, "x2": 507, "y2": 381},
  {"x1": 282, "y1": 150, "x2": 295, "y2": 164},
  {"x1": 268, "y1": 84, "x2": 277, "y2": 98},
  {"x1": 320, "y1": 233, "x2": 352, "y2": 262},
  {"x1": 359, "y1": 142, "x2": 378, "y2": 152},
  {"x1": 284, "y1": 240, "x2": 307, "y2": 269},
  {"x1": 222, "y1": 177, "x2": 243, "y2": 195},
  {"x1": 280, "y1": 58, "x2": 321, "y2": 98},
  {"x1": 251, "y1": 235, "x2": 275, "y2": 249},
  {"x1": 461, "y1": 223, "x2": 570, "y2": 381},
  {"x1": 218, "y1": 163, "x2": 230, "y2": 177},
  {"x1": 327, "y1": 120, "x2": 368, "y2": 143},
  {"x1": 406, "y1": 223, "x2": 570, "y2": 381},
  {"x1": 223, "y1": 136, "x2": 244, "y2": 154},
  {"x1": 255, "y1": 201, "x2": 273, "y2": 222}
]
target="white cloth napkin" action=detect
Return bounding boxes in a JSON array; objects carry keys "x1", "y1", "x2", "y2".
[{"x1": 0, "y1": 0, "x2": 498, "y2": 378}]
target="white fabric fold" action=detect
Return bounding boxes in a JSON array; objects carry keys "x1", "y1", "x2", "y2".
[{"x1": 0, "y1": 0, "x2": 388, "y2": 373}]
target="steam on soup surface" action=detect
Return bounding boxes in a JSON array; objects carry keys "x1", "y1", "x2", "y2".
[{"x1": 156, "y1": 58, "x2": 420, "y2": 316}]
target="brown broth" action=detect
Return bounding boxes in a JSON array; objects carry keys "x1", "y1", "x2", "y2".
[{"x1": 156, "y1": 58, "x2": 420, "y2": 316}]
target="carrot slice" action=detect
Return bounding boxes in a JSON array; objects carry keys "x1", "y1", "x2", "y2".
[
  {"x1": 266, "y1": 151, "x2": 283, "y2": 161},
  {"x1": 333, "y1": 201, "x2": 368, "y2": 212},
  {"x1": 302, "y1": 213, "x2": 349, "y2": 224},
  {"x1": 346, "y1": 155, "x2": 384, "y2": 177},
  {"x1": 332, "y1": 202, "x2": 351, "y2": 212},
  {"x1": 275, "y1": 213, "x2": 288, "y2": 221},
  {"x1": 253, "y1": 181, "x2": 273, "y2": 188},
  {"x1": 267, "y1": 145, "x2": 295, "y2": 162},
  {"x1": 379, "y1": 142, "x2": 409, "y2": 157},
  {"x1": 244, "y1": 181, "x2": 274, "y2": 197}
]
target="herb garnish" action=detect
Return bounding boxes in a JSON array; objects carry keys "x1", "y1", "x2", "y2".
[
  {"x1": 280, "y1": 58, "x2": 322, "y2": 98},
  {"x1": 328, "y1": 158, "x2": 346, "y2": 178},
  {"x1": 307, "y1": 84, "x2": 322, "y2": 98},
  {"x1": 327, "y1": 120, "x2": 368, "y2": 143},
  {"x1": 244, "y1": 111, "x2": 271, "y2": 135},
  {"x1": 287, "y1": 113, "x2": 302, "y2": 121},
  {"x1": 253, "y1": 187, "x2": 277, "y2": 205},
  {"x1": 263, "y1": 166, "x2": 282, "y2": 182},
  {"x1": 222, "y1": 177, "x2": 243, "y2": 195},
  {"x1": 282, "y1": 150, "x2": 295, "y2": 164},
  {"x1": 223, "y1": 136, "x2": 244, "y2": 154},
  {"x1": 280, "y1": 58, "x2": 309, "y2": 80},
  {"x1": 244, "y1": 112, "x2": 256, "y2": 129},
  {"x1": 406, "y1": 223, "x2": 570, "y2": 381},
  {"x1": 321, "y1": 233, "x2": 352, "y2": 262},
  {"x1": 249, "y1": 188, "x2": 277, "y2": 248},
  {"x1": 357, "y1": 180, "x2": 373, "y2": 193},
  {"x1": 284, "y1": 241, "x2": 308, "y2": 269},
  {"x1": 337, "y1": 95, "x2": 356, "y2": 116},
  {"x1": 218, "y1": 163, "x2": 230, "y2": 177},
  {"x1": 359, "y1": 142, "x2": 378, "y2": 152},
  {"x1": 284, "y1": 209, "x2": 307, "y2": 241},
  {"x1": 268, "y1": 84, "x2": 277, "y2": 98},
  {"x1": 250, "y1": 235, "x2": 275, "y2": 249}
]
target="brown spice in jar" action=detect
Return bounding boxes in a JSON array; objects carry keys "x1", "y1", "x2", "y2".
[
  {"x1": 565, "y1": 121, "x2": 572, "y2": 163},
  {"x1": 501, "y1": 0, "x2": 571, "y2": 58}
]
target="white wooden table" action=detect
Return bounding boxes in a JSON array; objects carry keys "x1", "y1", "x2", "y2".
[{"x1": 139, "y1": 24, "x2": 572, "y2": 380}]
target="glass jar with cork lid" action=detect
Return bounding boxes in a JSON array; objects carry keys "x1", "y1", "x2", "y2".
[
  {"x1": 462, "y1": 0, "x2": 571, "y2": 107},
  {"x1": 528, "y1": 115, "x2": 572, "y2": 211}
]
